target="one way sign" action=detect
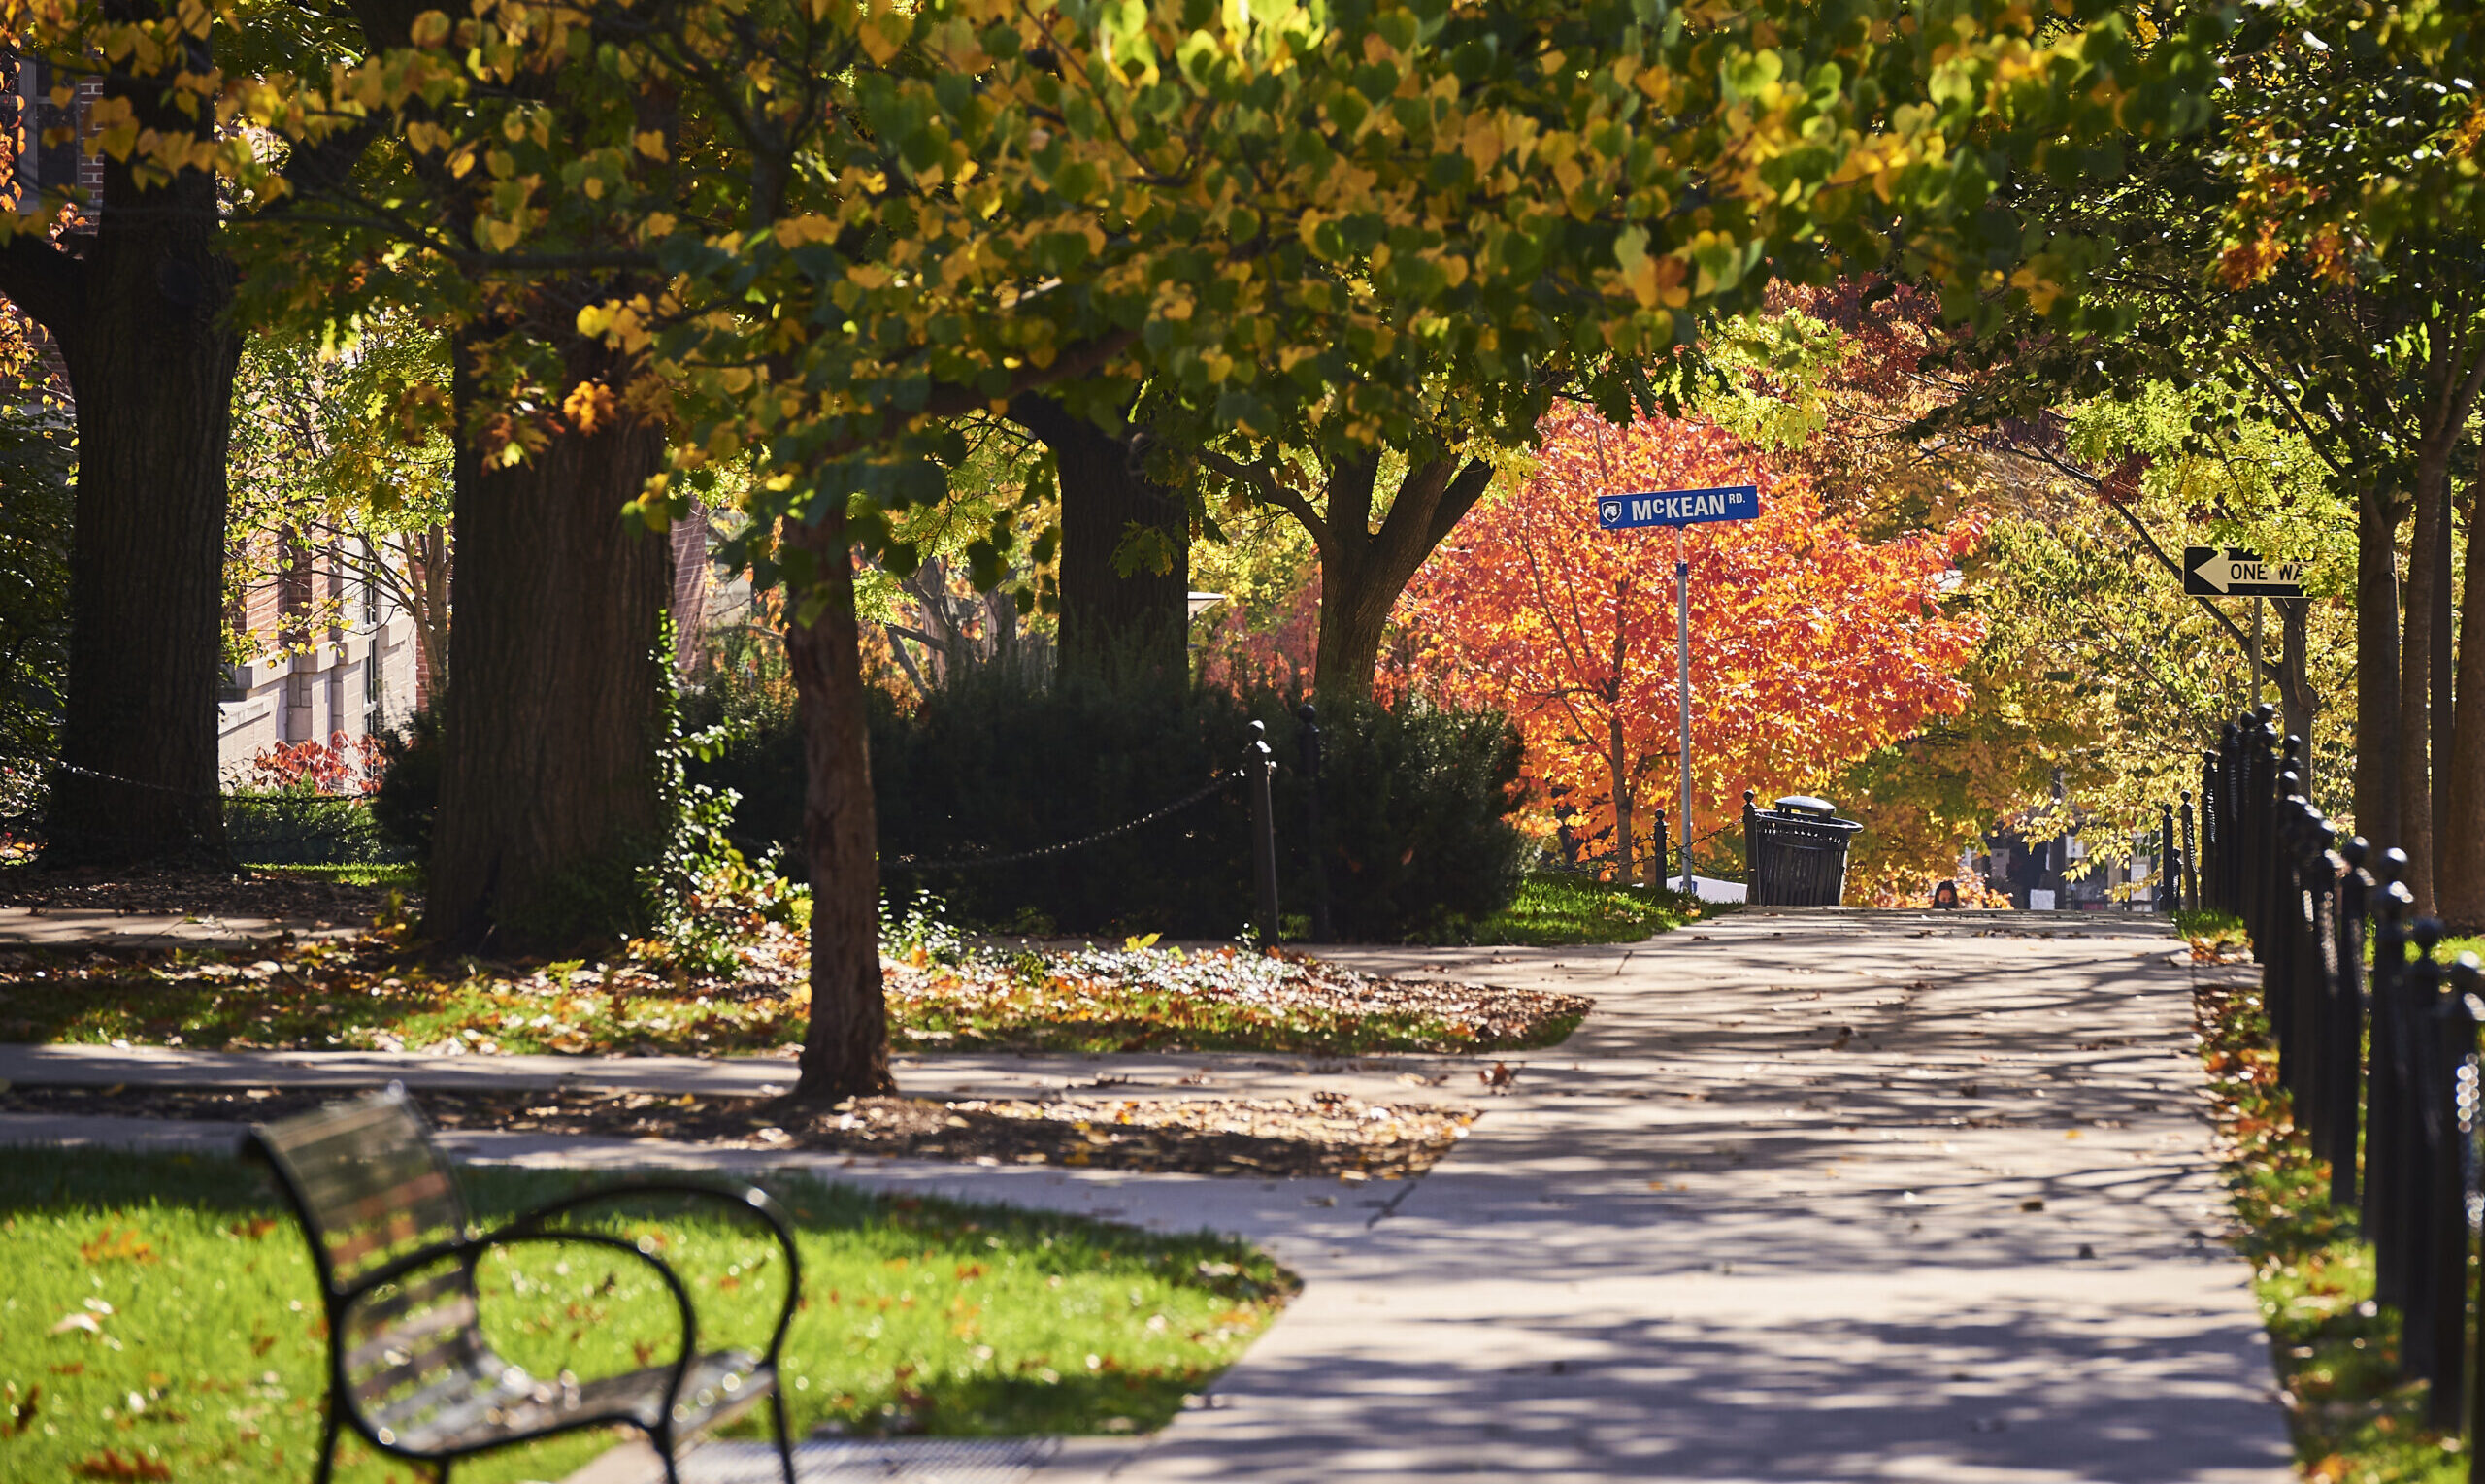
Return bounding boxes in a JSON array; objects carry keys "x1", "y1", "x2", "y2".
[{"x1": 2184, "y1": 546, "x2": 2305, "y2": 598}]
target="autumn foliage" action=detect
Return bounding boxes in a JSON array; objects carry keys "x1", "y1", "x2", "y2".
[{"x1": 1394, "y1": 406, "x2": 1985, "y2": 876}]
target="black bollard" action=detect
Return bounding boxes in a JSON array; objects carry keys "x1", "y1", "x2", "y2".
[
  {"x1": 1246, "y1": 722, "x2": 1280, "y2": 949},
  {"x1": 2159, "y1": 801, "x2": 2177, "y2": 914},
  {"x1": 2181, "y1": 789, "x2": 2198, "y2": 915}
]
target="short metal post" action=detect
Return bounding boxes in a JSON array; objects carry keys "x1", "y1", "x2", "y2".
[
  {"x1": 1246, "y1": 722, "x2": 1280, "y2": 948},
  {"x1": 2158, "y1": 802, "x2": 2176, "y2": 914},
  {"x1": 2180, "y1": 789, "x2": 2198, "y2": 914},
  {"x1": 1295, "y1": 703, "x2": 1331, "y2": 942},
  {"x1": 1650, "y1": 808, "x2": 1669, "y2": 892}
]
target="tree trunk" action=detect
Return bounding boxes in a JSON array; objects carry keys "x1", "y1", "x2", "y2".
[
  {"x1": 1010, "y1": 393, "x2": 1187, "y2": 680},
  {"x1": 783, "y1": 510, "x2": 897, "y2": 1103},
  {"x1": 2275, "y1": 597, "x2": 2319, "y2": 802},
  {"x1": 2357, "y1": 484, "x2": 2403, "y2": 859},
  {"x1": 2440, "y1": 469, "x2": 2485, "y2": 931},
  {"x1": 1306, "y1": 453, "x2": 1495, "y2": 706},
  {"x1": 1607, "y1": 709, "x2": 1634, "y2": 881},
  {"x1": 422, "y1": 339, "x2": 671, "y2": 953},
  {"x1": 1310, "y1": 552, "x2": 1396, "y2": 707},
  {"x1": 22, "y1": 58, "x2": 239, "y2": 865},
  {"x1": 2403, "y1": 468, "x2": 2445, "y2": 911},
  {"x1": 2432, "y1": 491, "x2": 2456, "y2": 852}
]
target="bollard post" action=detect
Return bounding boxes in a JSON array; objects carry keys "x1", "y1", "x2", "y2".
[
  {"x1": 2181, "y1": 789, "x2": 2198, "y2": 914},
  {"x1": 2368, "y1": 850, "x2": 2414, "y2": 1308},
  {"x1": 1295, "y1": 703, "x2": 1332, "y2": 942},
  {"x1": 2405, "y1": 916, "x2": 2466, "y2": 1428},
  {"x1": 1651, "y1": 808, "x2": 1669, "y2": 893},
  {"x1": 1246, "y1": 722, "x2": 1280, "y2": 949},
  {"x1": 2158, "y1": 802, "x2": 2177, "y2": 914}
]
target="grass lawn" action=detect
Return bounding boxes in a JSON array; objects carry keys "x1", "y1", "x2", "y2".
[
  {"x1": 243, "y1": 863, "x2": 422, "y2": 890},
  {"x1": 0, "y1": 1148, "x2": 1293, "y2": 1484},
  {"x1": 1456, "y1": 872, "x2": 1708, "y2": 946},
  {"x1": 2194, "y1": 974, "x2": 2452, "y2": 1481}
]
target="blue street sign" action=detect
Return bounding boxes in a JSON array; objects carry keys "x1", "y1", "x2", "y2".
[{"x1": 1596, "y1": 485, "x2": 1761, "y2": 530}]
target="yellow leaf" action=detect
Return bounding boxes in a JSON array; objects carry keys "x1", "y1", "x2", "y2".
[
  {"x1": 634, "y1": 129, "x2": 668, "y2": 162},
  {"x1": 409, "y1": 9, "x2": 450, "y2": 46}
]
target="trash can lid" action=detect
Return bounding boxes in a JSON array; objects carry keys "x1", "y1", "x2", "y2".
[{"x1": 1773, "y1": 795, "x2": 1839, "y2": 815}]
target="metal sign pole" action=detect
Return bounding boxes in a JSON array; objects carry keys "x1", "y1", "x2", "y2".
[
  {"x1": 1676, "y1": 523, "x2": 1693, "y2": 894},
  {"x1": 2251, "y1": 595, "x2": 2266, "y2": 705}
]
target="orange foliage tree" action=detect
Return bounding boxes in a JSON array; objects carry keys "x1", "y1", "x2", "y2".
[{"x1": 1395, "y1": 406, "x2": 1986, "y2": 880}]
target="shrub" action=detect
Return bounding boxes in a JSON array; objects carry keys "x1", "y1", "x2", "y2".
[
  {"x1": 223, "y1": 786, "x2": 403, "y2": 866},
  {"x1": 691, "y1": 660, "x2": 1528, "y2": 940},
  {"x1": 369, "y1": 708, "x2": 443, "y2": 858}
]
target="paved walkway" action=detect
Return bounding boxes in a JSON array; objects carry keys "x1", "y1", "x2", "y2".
[
  {"x1": 0, "y1": 908, "x2": 2290, "y2": 1482},
  {"x1": 0, "y1": 906, "x2": 364, "y2": 948}
]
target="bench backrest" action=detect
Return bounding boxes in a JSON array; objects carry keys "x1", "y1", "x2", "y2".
[
  {"x1": 251, "y1": 1084, "x2": 473, "y2": 1291},
  {"x1": 249, "y1": 1086, "x2": 502, "y2": 1437}
]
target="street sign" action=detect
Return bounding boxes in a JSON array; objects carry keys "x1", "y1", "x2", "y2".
[
  {"x1": 2183, "y1": 546, "x2": 2305, "y2": 598},
  {"x1": 1596, "y1": 485, "x2": 1761, "y2": 531},
  {"x1": 1595, "y1": 484, "x2": 1761, "y2": 893}
]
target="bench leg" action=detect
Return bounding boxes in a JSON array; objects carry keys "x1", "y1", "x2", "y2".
[
  {"x1": 653, "y1": 1425, "x2": 683, "y2": 1484},
  {"x1": 314, "y1": 1400, "x2": 340, "y2": 1484},
  {"x1": 770, "y1": 1388, "x2": 796, "y2": 1484}
]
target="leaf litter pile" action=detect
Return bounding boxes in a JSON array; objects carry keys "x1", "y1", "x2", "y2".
[
  {"x1": 0, "y1": 916, "x2": 1589, "y2": 1059},
  {"x1": 0, "y1": 1082, "x2": 1477, "y2": 1180}
]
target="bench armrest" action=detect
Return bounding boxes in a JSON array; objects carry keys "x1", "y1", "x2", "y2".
[
  {"x1": 462, "y1": 1230, "x2": 702, "y2": 1412},
  {"x1": 494, "y1": 1180, "x2": 804, "y2": 1366}
]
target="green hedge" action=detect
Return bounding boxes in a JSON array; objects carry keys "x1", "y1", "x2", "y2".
[{"x1": 687, "y1": 665, "x2": 1528, "y2": 941}]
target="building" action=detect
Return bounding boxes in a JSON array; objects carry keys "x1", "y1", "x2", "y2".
[{"x1": 217, "y1": 534, "x2": 424, "y2": 784}]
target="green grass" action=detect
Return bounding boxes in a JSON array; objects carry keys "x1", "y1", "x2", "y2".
[
  {"x1": 241, "y1": 863, "x2": 421, "y2": 889},
  {"x1": 2173, "y1": 908, "x2": 2245, "y2": 948},
  {"x1": 0, "y1": 1148, "x2": 1293, "y2": 1484},
  {"x1": 2195, "y1": 977, "x2": 2453, "y2": 1482},
  {"x1": 1454, "y1": 872, "x2": 1708, "y2": 946}
]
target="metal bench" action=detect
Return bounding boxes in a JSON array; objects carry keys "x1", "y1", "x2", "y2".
[{"x1": 244, "y1": 1084, "x2": 800, "y2": 1484}]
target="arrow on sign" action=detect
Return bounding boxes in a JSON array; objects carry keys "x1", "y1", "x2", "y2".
[{"x1": 2182, "y1": 546, "x2": 2305, "y2": 598}]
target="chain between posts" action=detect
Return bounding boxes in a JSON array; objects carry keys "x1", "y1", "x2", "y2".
[{"x1": 882, "y1": 769, "x2": 1244, "y2": 874}]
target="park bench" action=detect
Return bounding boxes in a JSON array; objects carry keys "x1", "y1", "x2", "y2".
[{"x1": 244, "y1": 1084, "x2": 800, "y2": 1484}]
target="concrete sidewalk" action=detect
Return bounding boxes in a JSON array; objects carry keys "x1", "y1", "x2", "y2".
[{"x1": 0, "y1": 908, "x2": 2290, "y2": 1482}]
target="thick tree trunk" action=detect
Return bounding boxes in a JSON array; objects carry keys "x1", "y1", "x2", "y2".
[
  {"x1": 28, "y1": 75, "x2": 238, "y2": 864},
  {"x1": 2403, "y1": 467, "x2": 2446, "y2": 911},
  {"x1": 2357, "y1": 485, "x2": 2403, "y2": 858},
  {"x1": 1010, "y1": 394, "x2": 1187, "y2": 680},
  {"x1": 1310, "y1": 554, "x2": 1396, "y2": 707},
  {"x1": 423, "y1": 340, "x2": 671, "y2": 952},
  {"x1": 783, "y1": 511, "x2": 897, "y2": 1103},
  {"x1": 1306, "y1": 453, "x2": 1495, "y2": 706},
  {"x1": 2442, "y1": 469, "x2": 2485, "y2": 930}
]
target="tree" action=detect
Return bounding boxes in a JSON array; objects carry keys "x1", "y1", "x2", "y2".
[
  {"x1": 176, "y1": 0, "x2": 2222, "y2": 1095},
  {"x1": 1395, "y1": 404, "x2": 1984, "y2": 880}
]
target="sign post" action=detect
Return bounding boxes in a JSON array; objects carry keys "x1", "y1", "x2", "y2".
[{"x1": 1597, "y1": 484, "x2": 1762, "y2": 893}]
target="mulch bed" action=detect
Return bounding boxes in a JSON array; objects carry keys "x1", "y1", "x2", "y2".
[
  {"x1": 0, "y1": 865, "x2": 399, "y2": 926},
  {"x1": 0, "y1": 1082, "x2": 1477, "y2": 1180}
]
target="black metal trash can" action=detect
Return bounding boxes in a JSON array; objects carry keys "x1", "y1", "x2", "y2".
[{"x1": 1743, "y1": 791, "x2": 1863, "y2": 906}]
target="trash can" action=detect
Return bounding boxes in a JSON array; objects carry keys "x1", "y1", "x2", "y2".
[{"x1": 1743, "y1": 791, "x2": 1863, "y2": 906}]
